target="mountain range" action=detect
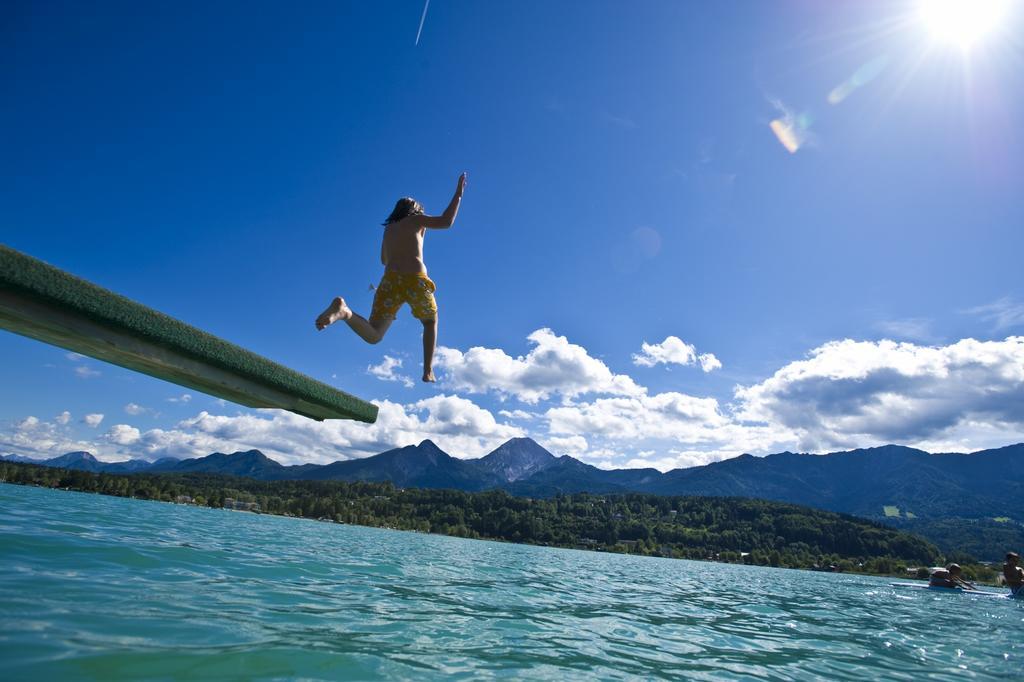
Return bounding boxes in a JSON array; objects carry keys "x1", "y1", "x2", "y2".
[{"x1": 6, "y1": 438, "x2": 1023, "y2": 524}]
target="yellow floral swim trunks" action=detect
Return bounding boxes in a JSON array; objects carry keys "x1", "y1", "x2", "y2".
[{"x1": 370, "y1": 271, "x2": 438, "y2": 321}]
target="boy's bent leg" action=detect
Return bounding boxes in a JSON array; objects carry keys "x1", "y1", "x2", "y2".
[
  {"x1": 316, "y1": 294, "x2": 393, "y2": 343},
  {"x1": 421, "y1": 316, "x2": 437, "y2": 382},
  {"x1": 347, "y1": 313, "x2": 393, "y2": 344}
]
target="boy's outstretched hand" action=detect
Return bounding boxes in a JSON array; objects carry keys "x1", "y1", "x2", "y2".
[{"x1": 457, "y1": 172, "x2": 467, "y2": 194}]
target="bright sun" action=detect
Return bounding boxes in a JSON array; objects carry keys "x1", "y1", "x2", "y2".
[{"x1": 919, "y1": 0, "x2": 1011, "y2": 48}]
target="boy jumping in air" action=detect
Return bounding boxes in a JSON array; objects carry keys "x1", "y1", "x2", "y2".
[{"x1": 316, "y1": 172, "x2": 467, "y2": 382}]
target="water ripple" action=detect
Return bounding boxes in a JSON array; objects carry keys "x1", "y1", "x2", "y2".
[{"x1": 1, "y1": 484, "x2": 1020, "y2": 680}]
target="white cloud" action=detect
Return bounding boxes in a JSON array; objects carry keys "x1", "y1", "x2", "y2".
[
  {"x1": 55, "y1": 411, "x2": 71, "y2": 425},
  {"x1": 624, "y1": 456, "x2": 674, "y2": 470},
  {"x1": 499, "y1": 409, "x2": 535, "y2": 420},
  {"x1": 625, "y1": 449, "x2": 742, "y2": 472},
  {"x1": 74, "y1": 365, "x2": 101, "y2": 379},
  {"x1": 634, "y1": 337, "x2": 695, "y2": 367},
  {"x1": 65, "y1": 350, "x2": 100, "y2": 378},
  {"x1": 83, "y1": 414, "x2": 104, "y2": 428},
  {"x1": 1, "y1": 415, "x2": 108, "y2": 461},
  {"x1": 734, "y1": 337, "x2": 1024, "y2": 452},
  {"x1": 105, "y1": 394, "x2": 525, "y2": 466},
  {"x1": 542, "y1": 435, "x2": 588, "y2": 455},
  {"x1": 965, "y1": 298, "x2": 1024, "y2": 331},
  {"x1": 633, "y1": 336, "x2": 721, "y2": 372},
  {"x1": 367, "y1": 355, "x2": 415, "y2": 388},
  {"x1": 12, "y1": 329, "x2": 1024, "y2": 472},
  {"x1": 168, "y1": 394, "x2": 192, "y2": 403},
  {"x1": 541, "y1": 398, "x2": 796, "y2": 468},
  {"x1": 106, "y1": 424, "x2": 141, "y2": 445},
  {"x1": 547, "y1": 392, "x2": 729, "y2": 442},
  {"x1": 436, "y1": 328, "x2": 644, "y2": 404},
  {"x1": 541, "y1": 335, "x2": 1024, "y2": 465},
  {"x1": 698, "y1": 353, "x2": 722, "y2": 372},
  {"x1": 410, "y1": 395, "x2": 523, "y2": 442},
  {"x1": 125, "y1": 403, "x2": 146, "y2": 416},
  {"x1": 876, "y1": 318, "x2": 933, "y2": 342},
  {"x1": 585, "y1": 449, "x2": 623, "y2": 469}
]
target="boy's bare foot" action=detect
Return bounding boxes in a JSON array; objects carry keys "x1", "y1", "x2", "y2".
[
  {"x1": 422, "y1": 370, "x2": 436, "y2": 383},
  {"x1": 315, "y1": 297, "x2": 351, "y2": 330}
]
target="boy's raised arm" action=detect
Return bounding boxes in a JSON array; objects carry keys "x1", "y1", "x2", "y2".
[{"x1": 419, "y1": 173, "x2": 467, "y2": 229}]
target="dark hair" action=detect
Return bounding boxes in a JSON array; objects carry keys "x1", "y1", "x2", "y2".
[{"x1": 383, "y1": 197, "x2": 424, "y2": 225}]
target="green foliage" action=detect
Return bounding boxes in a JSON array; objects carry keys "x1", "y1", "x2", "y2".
[
  {"x1": 888, "y1": 517, "x2": 1024, "y2": 562},
  {"x1": 0, "y1": 461, "x2": 942, "y2": 572}
]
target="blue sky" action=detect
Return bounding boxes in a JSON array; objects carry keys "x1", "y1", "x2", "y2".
[{"x1": 3, "y1": 1, "x2": 1023, "y2": 468}]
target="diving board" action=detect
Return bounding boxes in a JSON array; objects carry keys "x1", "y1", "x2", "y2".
[{"x1": 0, "y1": 245, "x2": 378, "y2": 423}]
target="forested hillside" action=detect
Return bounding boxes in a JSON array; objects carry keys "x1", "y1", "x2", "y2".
[{"x1": 0, "y1": 461, "x2": 942, "y2": 574}]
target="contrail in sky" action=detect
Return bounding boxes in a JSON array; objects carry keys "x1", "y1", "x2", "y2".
[{"x1": 415, "y1": 0, "x2": 430, "y2": 46}]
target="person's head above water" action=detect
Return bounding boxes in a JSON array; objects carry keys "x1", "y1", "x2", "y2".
[
  {"x1": 383, "y1": 197, "x2": 424, "y2": 226},
  {"x1": 1007, "y1": 552, "x2": 1020, "y2": 564},
  {"x1": 947, "y1": 563, "x2": 962, "y2": 575}
]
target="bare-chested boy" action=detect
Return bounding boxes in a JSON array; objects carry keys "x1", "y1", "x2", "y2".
[
  {"x1": 316, "y1": 172, "x2": 466, "y2": 382},
  {"x1": 1003, "y1": 552, "x2": 1023, "y2": 595}
]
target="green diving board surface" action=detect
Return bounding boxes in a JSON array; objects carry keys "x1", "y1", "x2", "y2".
[{"x1": 0, "y1": 245, "x2": 378, "y2": 423}]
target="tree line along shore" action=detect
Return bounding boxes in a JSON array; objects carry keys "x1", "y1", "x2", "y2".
[{"x1": 0, "y1": 460, "x2": 999, "y2": 582}]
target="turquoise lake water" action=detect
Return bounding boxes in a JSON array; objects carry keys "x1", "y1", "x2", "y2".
[{"x1": 1, "y1": 483, "x2": 1020, "y2": 680}]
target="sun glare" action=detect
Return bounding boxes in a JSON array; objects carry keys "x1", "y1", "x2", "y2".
[{"x1": 919, "y1": 0, "x2": 1011, "y2": 48}]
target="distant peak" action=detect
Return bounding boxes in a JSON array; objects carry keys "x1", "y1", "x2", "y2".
[
  {"x1": 839, "y1": 444, "x2": 929, "y2": 458},
  {"x1": 60, "y1": 451, "x2": 97, "y2": 461},
  {"x1": 203, "y1": 449, "x2": 266, "y2": 459},
  {"x1": 414, "y1": 440, "x2": 451, "y2": 457},
  {"x1": 484, "y1": 438, "x2": 555, "y2": 458},
  {"x1": 478, "y1": 438, "x2": 557, "y2": 482}
]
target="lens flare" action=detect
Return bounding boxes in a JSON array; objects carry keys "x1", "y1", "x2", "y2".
[
  {"x1": 828, "y1": 56, "x2": 890, "y2": 105},
  {"x1": 919, "y1": 0, "x2": 1011, "y2": 48},
  {"x1": 769, "y1": 119, "x2": 802, "y2": 154},
  {"x1": 769, "y1": 104, "x2": 812, "y2": 155}
]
